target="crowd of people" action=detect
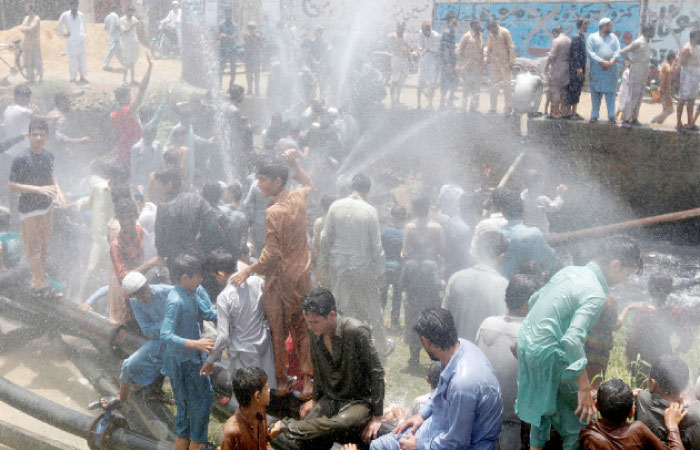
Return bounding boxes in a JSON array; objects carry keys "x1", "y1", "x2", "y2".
[{"x1": 2, "y1": 2, "x2": 700, "y2": 450}]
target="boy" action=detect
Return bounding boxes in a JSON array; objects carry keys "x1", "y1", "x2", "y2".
[
  {"x1": 580, "y1": 378, "x2": 686, "y2": 449},
  {"x1": 160, "y1": 254, "x2": 217, "y2": 450},
  {"x1": 222, "y1": 367, "x2": 271, "y2": 450},
  {"x1": 8, "y1": 118, "x2": 65, "y2": 298},
  {"x1": 636, "y1": 355, "x2": 700, "y2": 449},
  {"x1": 380, "y1": 204, "x2": 406, "y2": 331}
]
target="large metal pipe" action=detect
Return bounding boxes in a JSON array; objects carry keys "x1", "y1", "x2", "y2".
[
  {"x1": 0, "y1": 420, "x2": 71, "y2": 450},
  {"x1": 548, "y1": 207, "x2": 700, "y2": 246},
  {"x1": 0, "y1": 376, "x2": 173, "y2": 450}
]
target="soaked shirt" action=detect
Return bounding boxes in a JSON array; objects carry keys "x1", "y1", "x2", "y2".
[
  {"x1": 458, "y1": 30, "x2": 484, "y2": 75},
  {"x1": 221, "y1": 409, "x2": 270, "y2": 450},
  {"x1": 487, "y1": 27, "x2": 515, "y2": 73},
  {"x1": 587, "y1": 32, "x2": 620, "y2": 93},
  {"x1": 499, "y1": 220, "x2": 556, "y2": 279},
  {"x1": 130, "y1": 284, "x2": 172, "y2": 340},
  {"x1": 109, "y1": 225, "x2": 145, "y2": 282},
  {"x1": 619, "y1": 35, "x2": 653, "y2": 86},
  {"x1": 580, "y1": 418, "x2": 684, "y2": 450},
  {"x1": 636, "y1": 390, "x2": 700, "y2": 450}
]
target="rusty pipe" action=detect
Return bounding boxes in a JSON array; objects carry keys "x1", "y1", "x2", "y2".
[{"x1": 548, "y1": 207, "x2": 700, "y2": 246}]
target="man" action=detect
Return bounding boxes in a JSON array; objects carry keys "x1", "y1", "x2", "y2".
[
  {"x1": 457, "y1": 19, "x2": 484, "y2": 112},
  {"x1": 442, "y1": 191, "x2": 473, "y2": 279},
  {"x1": 103, "y1": 5, "x2": 123, "y2": 71},
  {"x1": 371, "y1": 308, "x2": 503, "y2": 450},
  {"x1": 568, "y1": 19, "x2": 589, "y2": 120},
  {"x1": 487, "y1": 20, "x2": 515, "y2": 114},
  {"x1": 587, "y1": 18, "x2": 620, "y2": 124},
  {"x1": 130, "y1": 124, "x2": 162, "y2": 192},
  {"x1": 120, "y1": 6, "x2": 141, "y2": 86},
  {"x1": 271, "y1": 288, "x2": 386, "y2": 448},
  {"x1": 498, "y1": 189, "x2": 556, "y2": 279},
  {"x1": 8, "y1": 119, "x2": 65, "y2": 298},
  {"x1": 232, "y1": 151, "x2": 314, "y2": 399},
  {"x1": 619, "y1": 23, "x2": 655, "y2": 127},
  {"x1": 319, "y1": 174, "x2": 393, "y2": 358},
  {"x1": 387, "y1": 22, "x2": 411, "y2": 107},
  {"x1": 443, "y1": 231, "x2": 508, "y2": 341},
  {"x1": 401, "y1": 196, "x2": 444, "y2": 371},
  {"x1": 470, "y1": 189, "x2": 507, "y2": 260},
  {"x1": 219, "y1": 183, "x2": 248, "y2": 262},
  {"x1": 516, "y1": 235, "x2": 642, "y2": 450},
  {"x1": 57, "y1": 0, "x2": 88, "y2": 83},
  {"x1": 160, "y1": 1, "x2": 182, "y2": 56},
  {"x1": 219, "y1": 9, "x2": 238, "y2": 86},
  {"x1": 545, "y1": 26, "x2": 571, "y2": 119},
  {"x1": 49, "y1": 92, "x2": 91, "y2": 160},
  {"x1": 244, "y1": 22, "x2": 263, "y2": 96},
  {"x1": 417, "y1": 21, "x2": 441, "y2": 110},
  {"x1": 475, "y1": 274, "x2": 543, "y2": 450},
  {"x1": 381, "y1": 205, "x2": 406, "y2": 330},
  {"x1": 439, "y1": 13, "x2": 459, "y2": 109},
  {"x1": 20, "y1": 3, "x2": 42, "y2": 83},
  {"x1": 111, "y1": 55, "x2": 153, "y2": 165},
  {"x1": 675, "y1": 30, "x2": 700, "y2": 131},
  {"x1": 520, "y1": 169, "x2": 566, "y2": 235},
  {"x1": 651, "y1": 52, "x2": 677, "y2": 125}
]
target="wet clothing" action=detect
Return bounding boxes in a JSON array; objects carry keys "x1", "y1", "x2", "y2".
[
  {"x1": 499, "y1": 219, "x2": 556, "y2": 279},
  {"x1": 636, "y1": 390, "x2": 700, "y2": 450},
  {"x1": 242, "y1": 181, "x2": 266, "y2": 258},
  {"x1": 109, "y1": 225, "x2": 145, "y2": 324},
  {"x1": 154, "y1": 192, "x2": 212, "y2": 263},
  {"x1": 57, "y1": 10, "x2": 87, "y2": 80},
  {"x1": 584, "y1": 297, "x2": 617, "y2": 381},
  {"x1": 381, "y1": 224, "x2": 404, "y2": 327},
  {"x1": 579, "y1": 418, "x2": 684, "y2": 450},
  {"x1": 458, "y1": 30, "x2": 484, "y2": 110},
  {"x1": 388, "y1": 32, "x2": 410, "y2": 85},
  {"x1": 221, "y1": 409, "x2": 271, "y2": 450},
  {"x1": 371, "y1": 339, "x2": 503, "y2": 450},
  {"x1": 549, "y1": 34, "x2": 572, "y2": 102},
  {"x1": 120, "y1": 15, "x2": 139, "y2": 65},
  {"x1": 587, "y1": 31, "x2": 620, "y2": 120},
  {"x1": 521, "y1": 189, "x2": 564, "y2": 235},
  {"x1": 443, "y1": 263, "x2": 508, "y2": 341},
  {"x1": 443, "y1": 215, "x2": 471, "y2": 279},
  {"x1": 470, "y1": 213, "x2": 507, "y2": 259},
  {"x1": 111, "y1": 105, "x2": 142, "y2": 165},
  {"x1": 625, "y1": 305, "x2": 692, "y2": 366},
  {"x1": 568, "y1": 32, "x2": 587, "y2": 105},
  {"x1": 652, "y1": 62, "x2": 675, "y2": 124},
  {"x1": 516, "y1": 262, "x2": 610, "y2": 449},
  {"x1": 488, "y1": 26, "x2": 515, "y2": 112},
  {"x1": 21, "y1": 14, "x2": 42, "y2": 82},
  {"x1": 219, "y1": 20, "x2": 238, "y2": 81},
  {"x1": 130, "y1": 139, "x2": 163, "y2": 189},
  {"x1": 248, "y1": 185, "x2": 314, "y2": 383},
  {"x1": 219, "y1": 204, "x2": 248, "y2": 261},
  {"x1": 418, "y1": 30, "x2": 441, "y2": 86},
  {"x1": 441, "y1": 28, "x2": 458, "y2": 90}
]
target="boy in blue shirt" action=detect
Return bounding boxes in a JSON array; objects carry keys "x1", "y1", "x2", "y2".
[{"x1": 160, "y1": 254, "x2": 217, "y2": 450}]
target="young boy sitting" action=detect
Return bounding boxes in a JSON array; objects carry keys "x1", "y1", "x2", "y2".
[
  {"x1": 579, "y1": 378, "x2": 686, "y2": 449},
  {"x1": 221, "y1": 366, "x2": 272, "y2": 450},
  {"x1": 636, "y1": 355, "x2": 700, "y2": 449}
]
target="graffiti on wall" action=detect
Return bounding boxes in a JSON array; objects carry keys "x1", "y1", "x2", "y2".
[
  {"x1": 435, "y1": 2, "x2": 640, "y2": 58},
  {"x1": 646, "y1": 0, "x2": 700, "y2": 61}
]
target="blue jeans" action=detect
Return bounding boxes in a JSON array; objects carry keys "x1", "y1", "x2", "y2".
[
  {"x1": 590, "y1": 90, "x2": 616, "y2": 120},
  {"x1": 370, "y1": 417, "x2": 431, "y2": 450}
]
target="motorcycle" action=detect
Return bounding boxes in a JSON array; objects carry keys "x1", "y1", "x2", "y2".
[{"x1": 150, "y1": 23, "x2": 179, "y2": 59}]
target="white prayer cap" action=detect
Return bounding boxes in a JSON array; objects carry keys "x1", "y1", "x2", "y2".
[
  {"x1": 122, "y1": 272, "x2": 148, "y2": 295},
  {"x1": 599, "y1": 18, "x2": 612, "y2": 27}
]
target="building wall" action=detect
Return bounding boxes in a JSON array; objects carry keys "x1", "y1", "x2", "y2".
[{"x1": 646, "y1": 0, "x2": 700, "y2": 61}]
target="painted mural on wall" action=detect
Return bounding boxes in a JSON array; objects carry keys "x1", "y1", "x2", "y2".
[
  {"x1": 646, "y1": 0, "x2": 700, "y2": 61},
  {"x1": 435, "y1": 2, "x2": 640, "y2": 58}
]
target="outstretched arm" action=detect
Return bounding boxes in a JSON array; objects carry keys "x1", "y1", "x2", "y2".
[{"x1": 131, "y1": 55, "x2": 154, "y2": 113}]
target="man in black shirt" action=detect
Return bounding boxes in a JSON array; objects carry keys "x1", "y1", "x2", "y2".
[
  {"x1": 219, "y1": 9, "x2": 238, "y2": 86},
  {"x1": 8, "y1": 118, "x2": 65, "y2": 297},
  {"x1": 567, "y1": 18, "x2": 589, "y2": 120}
]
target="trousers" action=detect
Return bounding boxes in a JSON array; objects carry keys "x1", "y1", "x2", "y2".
[
  {"x1": 651, "y1": 91, "x2": 674, "y2": 124},
  {"x1": 590, "y1": 90, "x2": 616, "y2": 120},
  {"x1": 624, "y1": 82, "x2": 644, "y2": 120},
  {"x1": 104, "y1": 39, "x2": 123, "y2": 68},
  {"x1": 20, "y1": 210, "x2": 53, "y2": 290},
  {"x1": 68, "y1": 48, "x2": 88, "y2": 80},
  {"x1": 120, "y1": 339, "x2": 163, "y2": 387},
  {"x1": 462, "y1": 72, "x2": 481, "y2": 111},
  {"x1": 401, "y1": 260, "x2": 441, "y2": 363},
  {"x1": 490, "y1": 68, "x2": 512, "y2": 111}
]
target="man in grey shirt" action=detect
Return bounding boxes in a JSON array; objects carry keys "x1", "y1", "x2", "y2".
[{"x1": 442, "y1": 230, "x2": 508, "y2": 341}]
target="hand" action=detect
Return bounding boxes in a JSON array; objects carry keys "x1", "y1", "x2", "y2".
[
  {"x1": 79, "y1": 136, "x2": 91, "y2": 144},
  {"x1": 632, "y1": 388, "x2": 642, "y2": 398},
  {"x1": 189, "y1": 338, "x2": 215, "y2": 353},
  {"x1": 269, "y1": 421, "x2": 285, "y2": 439},
  {"x1": 664, "y1": 402, "x2": 688, "y2": 430},
  {"x1": 575, "y1": 386, "x2": 597, "y2": 424},
  {"x1": 36, "y1": 185, "x2": 58, "y2": 197},
  {"x1": 299, "y1": 400, "x2": 315, "y2": 419},
  {"x1": 79, "y1": 302, "x2": 93, "y2": 311},
  {"x1": 361, "y1": 416, "x2": 383, "y2": 443},
  {"x1": 200, "y1": 361, "x2": 215, "y2": 376},
  {"x1": 283, "y1": 148, "x2": 300, "y2": 166},
  {"x1": 230, "y1": 266, "x2": 251, "y2": 286},
  {"x1": 577, "y1": 68, "x2": 584, "y2": 76},
  {"x1": 391, "y1": 404, "x2": 406, "y2": 422},
  {"x1": 393, "y1": 413, "x2": 423, "y2": 435},
  {"x1": 399, "y1": 434, "x2": 418, "y2": 450},
  {"x1": 556, "y1": 184, "x2": 568, "y2": 194}
]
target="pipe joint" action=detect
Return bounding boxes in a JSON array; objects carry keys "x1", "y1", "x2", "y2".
[{"x1": 88, "y1": 411, "x2": 128, "y2": 450}]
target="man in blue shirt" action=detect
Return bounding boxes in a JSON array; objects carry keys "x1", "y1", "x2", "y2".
[
  {"x1": 498, "y1": 190, "x2": 555, "y2": 279},
  {"x1": 371, "y1": 308, "x2": 502, "y2": 450},
  {"x1": 381, "y1": 205, "x2": 406, "y2": 330},
  {"x1": 586, "y1": 18, "x2": 620, "y2": 124}
]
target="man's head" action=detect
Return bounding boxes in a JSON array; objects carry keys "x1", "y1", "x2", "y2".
[
  {"x1": 648, "y1": 273, "x2": 673, "y2": 306},
  {"x1": 476, "y1": 230, "x2": 508, "y2": 264},
  {"x1": 427, "y1": 361, "x2": 441, "y2": 389},
  {"x1": 599, "y1": 18, "x2": 613, "y2": 36},
  {"x1": 505, "y1": 274, "x2": 542, "y2": 316},
  {"x1": 642, "y1": 22, "x2": 656, "y2": 40},
  {"x1": 593, "y1": 235, "x2": 642, "y2": 286},
  {"x1": 689, "y1": 29, "x2": 700, "y2": 45},
  {"x1": 114, "y1": 86, "x2": 131, "y2": 106},
  {"x1": 142, "y1": 124, "x2": 158, "y2": 144},
  {"x1": 470, "y1": 19, "x2": 481, "y2": 33},
  {"x1": 201, "y1": 181, "x2": 222, "y2": 207},
  {"x1": 350, "y1": 173, "x2": 371, "y2": 198},
  {"x1": 597, "y1": 379, "x2": 634, "y2": 424},
  {"x1": 55, "y1": 92, "x2": 71, "y2": 112},
  {"x1": 320, "y1": 195, "x2": 337, "y2": 215},
  {"x1": 444, "y1": 12, "x2": 458, "y2": 29},
  {"x1": 232, "y1": 367, "x2": 270, "y2": 409},
  {"x1": 666, "y1": 50, "x2": 677, "y2": 63},
  {"x1": 411, "y1": 196, "x2": 431, "y2": 219},
  {"x1": 111, "y1": 4, "x2": 120, "y2": 13},
  {"x1": 70, "y1": 0, "x2": 79, "y2": 14},
  {"x1": 488, "y1": 19, "x2": 499, "y2": 34},
  {"x1": 649, "y1": 355, "x2": 689, "y2": 397},
  {"x1": 524, "y1": 169, "x2": 545, "y2": 191},
  {"x1": 552, "y1": 25, "x2": 563, "y2": 37},
  {"x1": 301, "y1": 287, "x2": 338, "y2": 337},
  {"x1": 413, "y1": 308, "x2": 459, "y2": 360},
  {"x1": 14, "y1": 84, "x2": 31, "y2": 105},
  {"x1": 225, "y1": 181, "x2": 243, "y2": 205},
  {"x1": 107, "y1": 162, "x2": 130, "y2": 188},
  {"x1": 122, "y1": 271, "x2": 151, "y2": 303},
  {"x1": 499, "y1": 189, "x2": 524, "y2": 220},
  {"x1": 396, "y1": 21, "x2": 406, "y2": 36},
  {"x1": 207, "y1": 249, "x2": 238, "y2": 285},
  {"x1": 154, "y1": 168, "x2": 182, "y2": 197},
  {"x1": 114, "y1": 198, "x2": 139, "y2": 232},
  {"x1": 126, "y1": 5, "x2": 135, "y2": 17},
  {"x1": 170, "y1": 254, "x2": 203, "y2": 290},
  {"x1": 390, "y1": 204, "x2": 407, "y2": 225},
  {"x1": 25, "y1": 2, "x2": 36, "y2": 14},
  {"x1": 576, "y1": 18, "x2": 590, "y2": 33},
  {"x1": 172, "y1": 1, "x2": 180, "y2": 10},
  {"x1": 28, "y1": 119, "x2": 49, "y2": 151},
  {"x1": 421, "y1": 21, "x2": 432, "y2": 36},
  {"x1": 256, "y1": 157, "x2": 289, "y2": 198}
]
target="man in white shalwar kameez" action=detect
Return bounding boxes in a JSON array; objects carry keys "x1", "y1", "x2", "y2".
[
  {"x1": 619, "y1": 23, "x2": 655, "y2": 126},
  {"x1": 57, "y1": 0, "x2": 88, "y2": 83},
  {"x1": 417, "y1": 21, "x2": 441, "y2": 109}
]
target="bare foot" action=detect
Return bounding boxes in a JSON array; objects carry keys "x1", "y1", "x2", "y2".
[{"x1": 300, "y1": 375, "x2": 313, "y2": 400}]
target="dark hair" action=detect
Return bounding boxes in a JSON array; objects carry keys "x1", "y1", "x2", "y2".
[
  {"x1": 488, "y1": 19, "x2": 499, "y2": 29},
  {"x1": 320, "y1": 195, "x2": 337, "y2": 214},
  {"x1": 594, "y1": 235, "x2": 642, "y2": 272},
  {"x1": 28, "y1": 118, "x2": 49, "y2": 134},
  {"x1": 256, "y1": 157, "x2": 289, "y2": 187},
  {"x1": 107, "y1": 163, "x2": 130, "y2": 185},
  {"x1": 648, "y1": 273, "x2": 673, "y2": 305},
  {"x1": 525, "y1": 169, "x2": 543, "y2": 188},
  {"x1": 411, "y1": 196, "x2": 430, "y2": 218},
  {"x1": 301, "y1": 287, "x2": 337, "y2": 317},
  {"x1": 427, "y1": 361, "x2": 441, "y2": 389},
  {"x1": 650, "y1": 355, "x2": 689, "y2": 394},
  {"x1": 689, "y1": 29, "x2": 700, "y2": 41},
  {"x1": 206, "y1": 248, "x2": 238, "y2": 275},
  {"x1": 114, "y1": 86, "x2": 130, "y2": 102},
  {"x1": 154, "y1": 168, "x2": 182, "y2": 194},
  {"x1": 391, "y1": 204, "x2": 407, "y2": 221},
  {"x1": 142, "y1": 123, "x2": 158, "y2": 140},
  {"x1": 641, "y1": 22, "x2": 655, "y2": 34},
  {"x1": 14, "y1": 84, "x2": 31, "y2": 99},
  {"x1": 597, "y1": 379, "x2": 634, "y2": 424},
  {"x1": 470, "y1": 19, "x2": 480, "y2": 27},
  {"x1": 499, "y1": 190, "x2": 524, "y2": 219},
  {"x1": 476, "y1": 230, "x2": 508, "y2": 260},
  {"x1": 576, "y1": 18, "x2": 589, "y2": 29},
  {"x1": 413, "y1": 308, "x2": 458, "y2": 350},
  {"x1": 232, "y1": 367, "x2": 268, "y2": 407},
  {"x1": 505, "y1": 274, "x2": 542, "y2": 312},
  {"x1": 110, "y1": 184, "x2": 132, "y2": 204},
  {"x1": 170, "y1": 254, "x2": 203, "y2": 284},
  {"x1": 552, "y1": 25, "x2": 563, "y2": 34},
  {"x1": 350, "y1": 173, "x2": 371, "y2": 196},
  {"x1": 201, "y1": 181, "x2": 222, "y2": 207},
  {"x1": 55, "y1": 92, "x2": 70, "y2": 106},
  {"x1": 162, "y1": 149, "x2": 180, "y2": 167},
  {"x1": 114, "y1": 198, "x2": 139, "y2": 221},
  {"x1": 226, "y1": 182, "x2": 244, "y2": 203},
  {"x1": 666, "y1": 51, "x2": 677, "y2": 63}
]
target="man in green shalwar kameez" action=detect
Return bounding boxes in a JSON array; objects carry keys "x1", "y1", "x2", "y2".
[{"x1": 515, "y1": 235, "x2": 642, "y2": 450}]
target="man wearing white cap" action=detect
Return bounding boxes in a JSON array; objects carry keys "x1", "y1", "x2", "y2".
[
  {"x1": 586, "y1": 18, "x2": 620, "y2": 124},
  {"x1": 96, "y1": 272, "x2": 173, "y2": 409},
  {"x1": 161, "y1": 1, "x2": 182, "y2": 56}
]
